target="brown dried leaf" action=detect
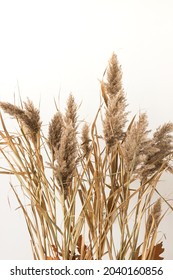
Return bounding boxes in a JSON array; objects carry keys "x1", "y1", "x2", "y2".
[
  {"x1": 150, "y1": 242, "x2": 164, "y2": 260},
  {"x1": 138, "y1": 242, "x2": 164, "y2": 260},
  {"x1": 46, "y1": 256, "x2": 59, "y2": 260},
  {"x1": 77, "y1": 235, "x2": 87, "y2": 255}
]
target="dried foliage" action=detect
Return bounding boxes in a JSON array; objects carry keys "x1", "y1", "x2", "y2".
[
  {"x1": 0, "y1": 53, "x2": 173, "y2": 260},
  {"x1": 138, "y1": 242, "x2": 164, "y2": 260}
]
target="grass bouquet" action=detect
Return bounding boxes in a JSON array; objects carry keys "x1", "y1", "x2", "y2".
[{"x1": 0, "y1": 53, "x2": 173, "y2": 260}]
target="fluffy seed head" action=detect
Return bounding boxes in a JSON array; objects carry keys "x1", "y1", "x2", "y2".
[
  {"x1": 55, "y1": 123, "x2": 78, "y2": 198},
  {"x1": 103, "y1": 90, "x2": 128, "y2": 148},
  {"x1": 146, "y1": 198, "x2": 162, "y2": 234},
  {"x1": 0, "y1": 102, "x2": 25, "y2": 117},
  {"x1": 122, "y1": 113, "x2": 150, "y2": 172},
  {"x1": 105, "y1": 53, "x2": 123, "y2": 98},
  {"x1": 65, "y1": 94, "x2": 78, "y2": 131},
  {"x1": 141, "y1": 122, "x2": 173, "y2": 180},
  {"x1": 23, "y1": 98, "x2": 41, "y2": 141},
  {"x1": 81, "y1": 123, "x2": 91, "y2": 158},
  {"x1": 0, "y1": 99, "x2": 41, "y2": 144},
  {"x1": 48, "y1": 111, "x2": 64, "y2": 154}
]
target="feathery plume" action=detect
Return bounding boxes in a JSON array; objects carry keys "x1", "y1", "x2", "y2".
[
  {"x1": 122, "y1": 113, "x2": 150, "y2": 172},
  {"x1": 141, "y1": 122, "x2": 173, "y2": 180},
  {"x1": 103, "y1": 90, "x2": 127, "y2": 148},
  {"x1": 48, "y1": 111, "x2": 64, "y2": 155},
  {"x1": 81, "y1": 123, "x2": 91, "y2": 158},
  {"x1": 146, "y1": 198, "x2": 162, "y2": 234},
  {"x1": 103, "y1": 53, "x2": 128, "y2": 148},
  {"x1": 105, "y1": 53, "x2": 123, "y2": 98},
  {"x1": 0, "y1": 99, "x2": 41, "y2": 144},
  {"x1": 23, "y1": 98, "x2": 41, "y2": 141},
  {"x1": 65, "y1": 94, "x2": 78, "y2": 131},
  {"x1": 0, "y1": 102, "x2": 25, "y2": 117},
  {"x1": 55, "y1": 123, "x2": 77, "y2": 198}
]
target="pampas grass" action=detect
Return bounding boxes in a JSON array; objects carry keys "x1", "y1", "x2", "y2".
[{"x1": 0, "y1": 53, "x2": 173, "y2": 260}]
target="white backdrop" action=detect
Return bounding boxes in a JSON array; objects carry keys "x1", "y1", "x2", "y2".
[{"x1": 0, "y1": 0, "x2": 173, "y2": 259}]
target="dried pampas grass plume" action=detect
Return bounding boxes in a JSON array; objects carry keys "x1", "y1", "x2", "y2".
[
  {"x1": 65, "y1": 94, "x2": 78, "y2": 131},
  {"x1": 0, "y1": 98, "x2": 41, "y2": 144},
  {"x1": 103, "y1": 90, "x2": 128, "y2": 148},
  {"x1": 122, "y1": 113, "x2": 150, "y2": 173},
  {"x1": 146, "y1": 198, "x2": 162, "y2": 234},
  {"x1": 103, "y1": 53, "x2": 128, "y2": 149},
  {"x1": 55, "y1": 122, "x2": 78, "y2": 198},
  {"x1": 81, "y1": 123, "x2": 91, "y2": 158},
  {"x1": 48, "y1": 111, "x2": 64, "y2": 155},
  {"x1": 141, "y1": 122, "x2": 173, "y2": 180},
  {"x1": 105, "y1": 52, "x2": 123, "y2": 98}
]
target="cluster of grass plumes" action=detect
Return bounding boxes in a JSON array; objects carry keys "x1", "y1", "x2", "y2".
[{"x1": 0, "y1": 53, "x2": 173, "y2": 260}]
